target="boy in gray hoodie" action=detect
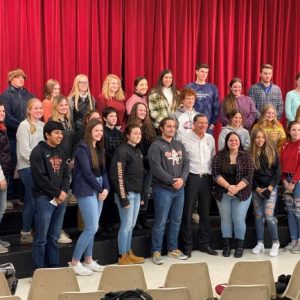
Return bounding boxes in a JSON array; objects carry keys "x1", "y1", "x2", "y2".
[{"x1": 148, "y1": 117, "x2": 189, "y2": 265}]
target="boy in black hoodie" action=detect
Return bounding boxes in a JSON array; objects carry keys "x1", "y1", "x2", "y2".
[{"x1": 30, "y1": 121, "x2": 69, "y2": 269}]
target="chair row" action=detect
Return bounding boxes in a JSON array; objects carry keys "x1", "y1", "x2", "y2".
[{"x1": 1, "y1": 260, "x2": 300, "y2": 300}]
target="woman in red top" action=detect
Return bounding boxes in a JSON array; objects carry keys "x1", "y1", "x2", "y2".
[
  {"x1": 281, "y1": 121, "x2": 300, "y2": 253},
  {"x1": 42, "y1": 79, "x2": 60, "y2": 122},
  {"x1": 96, "y1": 74, "x2": 126, "y2": 130}
]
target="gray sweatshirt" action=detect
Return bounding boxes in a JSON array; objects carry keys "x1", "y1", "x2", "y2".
[
  {"x1": 148, "y1": 136, "x2": 190, "y2": 190},
  {"x1": 16, "y1": 119, "x2": 44, "y2": 170},
  {"x1": 218, "y1": 125, "x2": 250, "y2": 151}
]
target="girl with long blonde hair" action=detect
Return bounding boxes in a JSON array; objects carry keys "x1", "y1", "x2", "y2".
[
  {"x1": 250, "y1": 127, "x2": 281, "y2": 256},
  {"x1": 16, "y1": 98, "x2": 44, "y2": 244},
  {"x1": 96, "y1": 74, "x2": 126, "y2": 129},
  {"x1": 68, "y1": 74, "x2": 95, "y2": 133},
  {"x1": 252, "y1": 104, "x2": 286, "y2": 152},
  {"x1": 50, "y1": 95, "x2": 74, "y2": 161}
]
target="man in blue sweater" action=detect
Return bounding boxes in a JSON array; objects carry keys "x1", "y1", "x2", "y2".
[{"x1": 186, "y1": 63, "x2": 219, "y2": 134}]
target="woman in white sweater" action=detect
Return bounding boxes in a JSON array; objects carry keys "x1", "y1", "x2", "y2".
[{"x1": 16, "y1": 98, "x2": 44, "y2": 244}]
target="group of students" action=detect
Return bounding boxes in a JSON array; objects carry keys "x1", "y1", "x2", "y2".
[{"x1": 0, "y1": 63, "x2": 299, "y2": 274}]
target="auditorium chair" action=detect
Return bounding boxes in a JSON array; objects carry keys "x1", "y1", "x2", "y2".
[
  {"x1": 227, "y1": 260, "x2": 276, "y2": 299},
  {"x1": 163, "y1": 262, "x2": 213, "y2": 300},
  {"x1": 220, "y1": 285, "x2": 270, "y2": 300},
  {"x1": 98, "y1": 265, "x2": 147, "y2": 292},
  {"x1": 0, "y1": 272, "x2": 11, "y2": 296},
  {"x1": 58, "y1": 291, "x2": 106, "y2": 300},
  {"x1": 146, "y1": 287, "x2": 191, "y2": 300},
  {"x1": 27, "y1": 267, "x2": 79, "y2": 300},
  {"x1": 279, "y1": 260, "x2": 300, "y2": 300}
]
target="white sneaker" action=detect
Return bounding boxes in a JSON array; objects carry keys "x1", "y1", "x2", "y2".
[
  {"x1": 0, "y1": 244, "x2": 8, "y2": 254},
  {"x1": 83, "y1": 260, "x2": 104, "y2": 272},
  {"x1": 69, "y1": 262, "x2": 93, "y2": 276},
  {"x1": 252, "y1": 242, "x2": 264, "y2": 254},
  {"x1": 269, "y1": 242, "x2": 280, "y2": 257},
  {"x1": 58, "y1": 230, "x2": 72, "y2": 244},
  {"x1": 283, "y1": 240, "x2": 297, "y2": 252}
]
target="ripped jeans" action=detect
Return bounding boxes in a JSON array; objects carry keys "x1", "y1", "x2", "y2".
[
  {"x1": 252, "y1": 187, "x2": 278, "y2": 241},
  {"x1": 284, "y1": 177, "x2": 300, "y2": 241}
]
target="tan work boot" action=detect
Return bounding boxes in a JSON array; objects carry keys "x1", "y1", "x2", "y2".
[
  {"x1": 20, "y1": 231, "x2": 33, "y2": 244},
  {"x1": 127, "y1": 250, "x2": 145, "y2": 264},
  {"x1": 118, "y1": 253, "x2": 133, "y2": 265}
]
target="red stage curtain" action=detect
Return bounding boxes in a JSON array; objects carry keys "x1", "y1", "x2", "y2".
[{"x1": 0, "y1": 0, "x2": 300, "y2": 109}]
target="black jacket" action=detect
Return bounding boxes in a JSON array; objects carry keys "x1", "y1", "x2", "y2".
[
  {"x1": 104, "y1": 126, "x2": 123, "y2": 171},
  {"x1": 253, "y1": 153, "x2": 281, "y2": 189},
  {"x1": 30, "y1": 141, "x2": 70, "y2": 199},
  {"x1": 0, "y1": 85, "x2": 34, "y2": 139},
  {"x1": 138, "y1": 135, "x2": 154, "y2": 170},
  {"x1": 110, "y1": 143, "x2": 144, "y2": 207},
  {"x1": 0, "y1": 127, "x2": 12, "y2": 176}
]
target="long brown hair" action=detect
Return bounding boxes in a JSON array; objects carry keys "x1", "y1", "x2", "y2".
[
  {"x1": 149, "y1": 69, "x2": 180, "y2": 110},
  {"x1": 219, "y1": 132, "x2": 244, "y2": 173},
  {"x1": 228, "y1": 109, "x2": 244, "y2": 127},
  {"x1": 44, "y1": 79, "x2": 60, "y2": 99},
  {"x1": 128, "y1": 102, "x2": 156, "y2": 142},
  {"x1": 84, "y1": 119, "x2": 104, "y2": 168},
  {"x1": 250, "y1": 127, "x2": 276, "y2": 169},
  {"x1": 222, "y1": 78, "x2": 243, "y2": 118},
  {"x1": 295, "y1": 106, "x2": 300, "y2": 122}
]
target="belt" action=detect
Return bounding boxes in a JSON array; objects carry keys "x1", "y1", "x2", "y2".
[{"x1": 190, "y1": 173, "x2": 211, "y2": 178}]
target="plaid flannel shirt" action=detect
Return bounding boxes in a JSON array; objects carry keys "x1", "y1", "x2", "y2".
[
  {"x1": 212, "y1": 151, "x2": 254, "y2": 201},
  {"x1": 148, "y1": 90, "x2": 177, "y2": 128},
  {"x1": 248, "y1": 83, "x2": 283, "y2": 119}
]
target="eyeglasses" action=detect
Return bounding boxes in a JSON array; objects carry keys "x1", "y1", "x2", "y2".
[{"x1": 79, "y1": 81, "x2": 88, "y2": 84}]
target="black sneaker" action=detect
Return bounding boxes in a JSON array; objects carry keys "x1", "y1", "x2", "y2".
[{"x1": 199, "y1": 246, "x2": 218, "y2": 256}]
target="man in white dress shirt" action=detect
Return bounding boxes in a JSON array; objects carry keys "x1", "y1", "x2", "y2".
[{"x1": 178, "y1": 113, "x2": 218, "y2": 257}]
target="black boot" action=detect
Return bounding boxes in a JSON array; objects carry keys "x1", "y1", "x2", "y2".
[
  {"x1": 234, "y1": 239, "x2": 244, "y2": 258},
  {"x1": 222, "y1": 238, "x2": 231, "y2": 257}
]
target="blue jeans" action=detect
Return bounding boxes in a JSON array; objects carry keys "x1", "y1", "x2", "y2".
[
  {"x1": 0, "y1": 182, "x2": 7, "y2": 224},
  {"x1": 73, "y1": 193, "x2": 103, "y2": 260},
  {"x1": 152, "y1": 186, "x2": 184, "y2": 252},
  {"x1": 115, "y1": 192, "x2": 141, "y2": 255},
  {"x1": 19, "y1": 167, "x2": 35, "y2": 232},
  {"x1": 252, "y1": 187, "x2": 279, "y2": 241},
  {"x1": 32, "y1": 195, "x2": 67, "y2": 269},
  {"x1": 285, "y1": 176, "x2": 300, "y2": 240},
  {"x1": 217, "y1": 193, "x2": 251, "y2": 240}
]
